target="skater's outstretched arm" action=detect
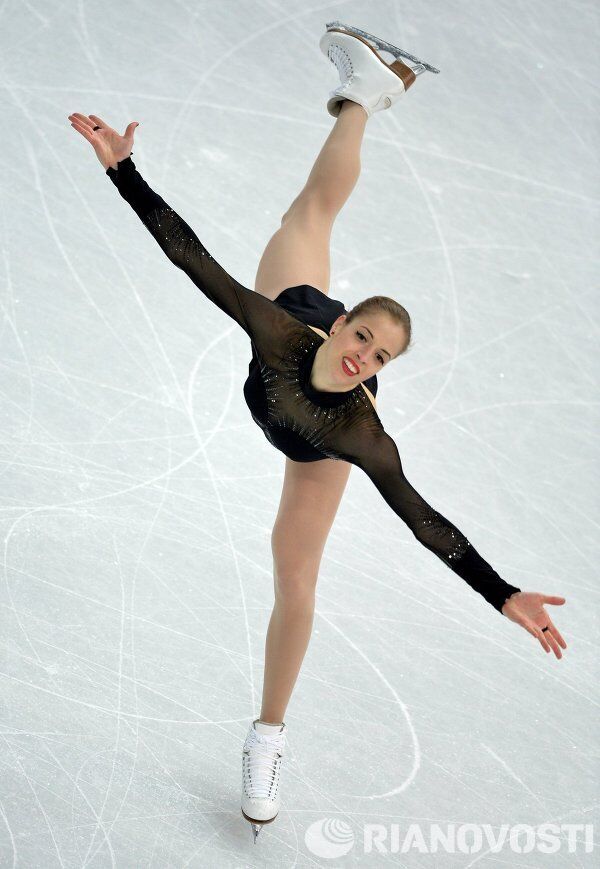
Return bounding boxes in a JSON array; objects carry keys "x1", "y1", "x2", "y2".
[
  {"x1": 335, "y1": 422, "x2": 567, "y2": 655},
  {"x1": 105, "y1": 154, "x2": 287, "y2": 337},
  {"x1": 67, "y1": 112, "x2": 298, "y2": 360},
  {"x1": 333, "y1": 420, "x2": 523, "y2": 611},
  {"x1": 349, "y1": 428, "x2": 521, "y2": 613}
]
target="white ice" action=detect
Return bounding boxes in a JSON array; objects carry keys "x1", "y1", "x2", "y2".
[{"x1": 0, "y1": 1, "x2": 598, "y2": 866}]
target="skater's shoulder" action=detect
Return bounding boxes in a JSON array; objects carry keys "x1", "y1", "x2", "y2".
[
  {"x1": 360, "y1": 381, "x2": 376, "y2": 410},
  {"x1": 306, "y1": 324, "x2": 329, "y2": 340}
]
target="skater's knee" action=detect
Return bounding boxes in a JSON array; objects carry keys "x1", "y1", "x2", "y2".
[
  {"x1": 281, "y1": 189, "x2": 338, "y2": 226},
  {"x1": 273, "y1": 568, "x2": 319, "y2": 605}
]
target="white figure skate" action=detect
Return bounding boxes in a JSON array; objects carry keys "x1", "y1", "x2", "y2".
[
  {"x1": 241, "y1": 719, "x2": 287, "y2": 843},
  {"x1": 320, "y1": 20, "x2": 440, "y2": 118}
]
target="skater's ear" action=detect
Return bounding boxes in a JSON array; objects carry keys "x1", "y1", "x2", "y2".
[{"x1": 329, "y1": 314, "x2": 347, "y2": 336}]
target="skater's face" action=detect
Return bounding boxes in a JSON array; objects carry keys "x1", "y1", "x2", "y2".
[{"x1": 326, "y1": 312, "x2": 407, "y2": 386}]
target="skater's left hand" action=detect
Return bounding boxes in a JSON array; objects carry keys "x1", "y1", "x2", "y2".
[
  {"x1": 67, "y1": 112, "x2": 139, "y2": 171},
  {"x1": 501, "y1": 591, "x2": 567, "y2": 659}
]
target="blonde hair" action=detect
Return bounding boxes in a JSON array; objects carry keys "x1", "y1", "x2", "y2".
[{"x1": 344, "y1": 295, "x2": 412, "y2": 358}]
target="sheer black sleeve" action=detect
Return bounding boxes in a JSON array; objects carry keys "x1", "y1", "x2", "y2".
[
  {"x1": 335, "y1": 423, "x2": 521, "y2": 614},
  {"x1": 105, "y1": 155, "x2": 297, "y2": 367}
]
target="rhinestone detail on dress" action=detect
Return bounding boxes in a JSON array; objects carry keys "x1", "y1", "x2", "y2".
[{"x1": 416, "y1": 503, "x2": 472, "y2": 561}]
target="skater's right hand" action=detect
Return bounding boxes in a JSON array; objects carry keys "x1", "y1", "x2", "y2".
[{"x1": 67, "y1": 112, "x2": 139, "y2": 171}]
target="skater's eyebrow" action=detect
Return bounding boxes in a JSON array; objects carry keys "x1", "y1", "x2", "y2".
[{"x1": 360, "y1": 325, "x2": 391, "y2": 360}]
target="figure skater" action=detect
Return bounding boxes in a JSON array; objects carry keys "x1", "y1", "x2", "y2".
[{"x1": 67, "y1": 20, "x2": 567, "y2": 844}]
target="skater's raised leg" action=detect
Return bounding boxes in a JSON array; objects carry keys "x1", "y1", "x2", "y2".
[
  {"x1": 253, "y1": 99, "x2": 368, "y2": 300},
  {"x1": 289, "y1": 99, "x2": 368, "y2": 217}
]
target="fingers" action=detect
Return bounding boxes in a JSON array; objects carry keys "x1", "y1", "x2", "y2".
[
  {"x1": 530, "y1": 622, "x2": 552, "y2": 653},
  {"x1": 542, "y1": 630, "x2": 562, "y2": 659},
  {"x1": 520, "y1": 618, "x2": 551, "y2": 653},
  {"x1": 88, "y1": 114, "x2": 110, "y2": 129},
  {"x1": 69, "y1": 113, "x2": 96, "y2": 130},
  {"x1": 545, "y1": 616, "x2": 567, "y2": 650},
  {"x1": 525, "y1": 620, "x2": 564, "y2": 659},
  {"x1": 68, "y1": 115, "x2": 94, "y2": 144}
]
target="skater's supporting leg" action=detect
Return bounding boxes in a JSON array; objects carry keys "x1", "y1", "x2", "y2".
[
  {"x1": 259, "y1": 456, "x2": 352, "y2": 722},
  {"x1": 259, "y1": 593, "x2": 316, "y2": 723}
]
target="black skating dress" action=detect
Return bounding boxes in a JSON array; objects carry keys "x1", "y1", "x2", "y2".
[{"x1": 106, "y1": 155, "x2": 521, "y2": 615}]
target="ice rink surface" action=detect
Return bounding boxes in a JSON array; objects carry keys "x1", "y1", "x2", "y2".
[{"x1": 1, "y1": 1, "x2": 598, "y2": 865}]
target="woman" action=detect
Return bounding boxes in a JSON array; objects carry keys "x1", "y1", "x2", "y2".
[{"x1": 67, "y1": 20, "x2": 567, "y2": 844}]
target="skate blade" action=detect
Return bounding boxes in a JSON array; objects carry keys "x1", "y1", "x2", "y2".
[
  {"x1": 242, "y1": 807, "x2": 278, "y2": 843},
  {"x1": 325, "y1": 20, "x2": 440, "y2": 74}
]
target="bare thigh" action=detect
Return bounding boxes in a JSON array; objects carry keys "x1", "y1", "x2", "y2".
[
  {"x1": 254, "y1": 194, "x2": 336, "y2": 301},
  {"x1": 271, "y1": 457, "x2": 352, "y2": 586}
]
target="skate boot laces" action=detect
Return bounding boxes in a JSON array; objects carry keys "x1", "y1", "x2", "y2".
[
  {"x1": 242, "y1": 728, "x2": 286, "y2": 800},
  {"x1": 327, "y1": 43, "x2": 353, "y2": 88}
]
